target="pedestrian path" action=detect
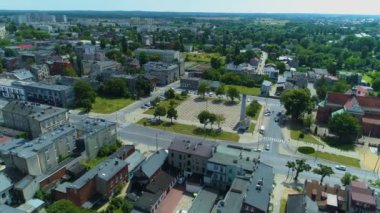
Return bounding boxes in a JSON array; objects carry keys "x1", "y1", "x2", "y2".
[{"x1": 260, "y1": 137, "x2": 286, "y2": 143}]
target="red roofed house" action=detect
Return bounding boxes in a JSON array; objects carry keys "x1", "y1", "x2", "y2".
[
  {"x1": 347, "y1": 181, "x2": 377, "y2": 213},
  {"x1": 316, "y1": 92, "x2": 380, "y2": 137}
]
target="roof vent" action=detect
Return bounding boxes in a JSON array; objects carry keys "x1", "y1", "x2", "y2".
[{"x1": 233, "y1": 159, "x2": 238, "y2": 164}]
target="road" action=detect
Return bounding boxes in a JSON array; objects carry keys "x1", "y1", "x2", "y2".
[
  {"x1": 69, "y1": 83, "x2": 378, "y2": 185},
  {"x1": 256, "y1": 51, "x2": 268, "y2": 75}
]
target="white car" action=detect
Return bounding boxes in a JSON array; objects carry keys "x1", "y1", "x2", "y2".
[
  {"x1": 335, "y1": 165, "x2": 346, "y2": 171},
  {"x1": 265, "y1": 144, "x2": 270, "y2": 151}
]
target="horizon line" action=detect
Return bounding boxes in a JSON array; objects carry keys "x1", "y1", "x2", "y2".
[{"x1": 0, "y1": 9, "x2": 379, "y2": 16}]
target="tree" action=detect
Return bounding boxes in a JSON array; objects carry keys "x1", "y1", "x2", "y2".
[
  {"x1": 105, "y1": 197, "x2": 133, "y2": 213},
  {"x1": 312, "y1": 164, "x2": 334, "y2": 184},
  {"x1": 280, "y1": 89, "x2": 313, "y2": 120},
  {"x1": 197, "y1": 82, "x2": 209, "y2": 99},
  {"x1": 63, "y1": 66, "x2": 78, "y2": 77},
  {"x1": 208, "y1": 113, "x2": 217, "y2": 129},
  {"x1": 47, "y1": 200, "x2": 95, "y2": 213},
  {"x1": 154, "y1": 106, "x2": 166, "y2": 121},
  {"x1": 328, "y1": 113, "x2": 360, "y2": 144},
  {"x1": 275, "y1": 61, "x2": 286, "y2": 73},
  {"x1": 198, "y1": 110, "x2": 210, "y2": 129},
  {"x1": 332, "y1": 79, "x2": 350, "y2": 93},
  {"x1": 74, "y1": 81, "x2": 96, "y2": 108},
  {"x1": 166, "y1": 107, "x2": 178, "y2": 124},
  {"x1": 303, "y1": 114, "x2": 314, "y2": 131},
  {"x1": 286, "y1": 161, "x2": 296, "y2": 178},
  {"x1": 210, "y1": 57, "x2": 222, "y2": 69},
  {"x1": 215, "y1": 85, "x2": 225, "y2": 99},
  {"x1": 82, "y1": 99, "x2": 93, "y2": 113},
  {"x1": 215, "y1": 114, "x2": 226, "y2": 129},
  {"x1": 372, "y1": 79, "x2": 380, "y2": 92},
  {"x1": 139, "y1": 52, "x2": 148, "y2": 67},
  {"x1": 341, "y1": 172, "x2": 358, "y2": 186},
  {"x1": 135, "y1": 77, "x2": 152, "y2": 98},
  {"x1": 164, "y1": 88, "x2": 176, "y2": 99},
  {"x1": 227, "y1": 87, "x2": 240, "y2": 102},
  {"x1": 290, "y1": 159, "x2": 311, "y2": 181},
  {"x1": 246, "y1": 100, "x2": 261, "y2": 117},
  {"x1": 121, "y1": 36, "x2": 128, "y2": 55},
  {"x1": 100, "y1": 37, "x2": 107, "y2": 49},
  {"x1": 101, "y1": 78, "x2": 130, "y2": 98}
]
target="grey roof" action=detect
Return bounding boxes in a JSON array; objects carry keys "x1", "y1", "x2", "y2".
[
  {"x1": 14, "y1": 175, "x2": 35, "y2": 190},
  {"x1": 21, "y1": 82, "x2": 72, "y2": 92},
  {"x1": 12, "y1": 69, "x2": 34, "y2": 80},
  {"x1": 125, "y1": 151, "x2": 146, "y2": 172},
  {"x1": 243, "y1": 163, "x2": 274, "y2": 212},
  {"x1": 188, "y1": 188, "x2": 218, "y2": 213},
  {"x1": 0, "y1": 205, "x2": 26, "y2": 213},
  {"x1": 73, "y1": 117, "x2": 115, "y2": 137},
  {"x1": 208, "y1": 152, "x2": 256, "y2": 173},
  {"x1": 141, "y1": 149, "x2": 167, "y2": 178},
  {"x1": 2, "y1": 100, "x2": 67, "y2": 122},
  {"x1": 69, "y1": 158, "x2": 128, "y2": 189},
  {"x1": 9, "y1": 125, "x2": 75, "y2": 159},
  {"x1": 17, "y1": 199, "x2": 44, "y2": 212},
  {"x1": 262, "y1": 80, "x2": 272, "y2": 87},
  {"x1": 218, "y1": 177, "x2": 250, "y2": 213},
  {"x1": 0, "y1": 174, "x2": 12, "y2": 193},
  {"x1": 286, "y1": 194, "x2": 318, "y2": 213},
  {"x1": 169, "y1": 137, "x2": 215, "y2": 158}
]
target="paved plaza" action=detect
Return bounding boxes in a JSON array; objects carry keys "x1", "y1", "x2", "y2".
[{"x1": 176, "y1": 96, "x2": 242, "y2": 129}]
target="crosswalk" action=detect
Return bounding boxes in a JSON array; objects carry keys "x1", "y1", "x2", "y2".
[{"x1": 260, "y1": 137, "x2": 286, "y2": 143}]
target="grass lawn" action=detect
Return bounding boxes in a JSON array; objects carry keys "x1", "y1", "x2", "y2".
[
  {"x1": 92, "y1": 97, "x2": 134, "y2": 114},
  {"x1": 279, "y1": 199, "x2": 287, "y2": 213},
  {"x1": 306, "y1": 151, "x2": 360, "y2": 168},
  {"x1": 137, "y1": 118, "x2": 240, "y2": 142},
  {"x1": 184, "y1": 52, "x2": 225, "y2": 63},
  {"x1": 322, "y1": 136, "x2": 355, "y2": 151},
  {"x1": 252, "y1": 104, "x2": 262, "y2": 121},
  {"x1": 248, "y1": 123, "x2": 256, "y2": 133},
  {"x1": 290, "y1": 129, "x2": 322, "y2": 145},
  {"x1": 81, "y1": 157, "x2": 107, "y2": 169},
  {"x1": 226, "y1": 85, "x2": 261, "y2": 96}
]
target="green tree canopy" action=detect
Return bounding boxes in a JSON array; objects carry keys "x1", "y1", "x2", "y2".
[
  {"x1": 227, "y1": 87, "x2": 240, "y2": 102},
  {"x1": 287, "y1": 159, "x2": 311, "y2": 181},
  {"x1": 197, "y1": 82, "x2": 210, "y2": 99},
  {"x1": 101, "y1": 78, "x2": 130, "y2": 98},
  {"x1": 312, "y1": 164, "x2": 334, "y2": 184},
  {"x1": 341, "y1": 172, "x2": 358, "y2": 186},
  {"x1": 328, "y1": 113, "x2": 361, "y2": 144},
  {"x1": 280, "y1": 89, "x2": 313, "y2": 120},
  {"x1": 167, "y1": 107, "x2": 178, "y2": 124},
  {"x1": 47, "y1": 200, "x2": 95, "y2": 213},
  {"x1": 154, "y1": 106, "x2": 166, "y2": 121},
  {"x1": 164, "y1": 88, "x2": 176, "y2": 99},
  {"x1": 74, "y1": 80, "x2": 96, "y2": 108}
]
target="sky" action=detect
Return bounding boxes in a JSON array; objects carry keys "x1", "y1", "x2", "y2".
[{"x1": 0, "y1": 0, "x2": 380, "y2": 15}]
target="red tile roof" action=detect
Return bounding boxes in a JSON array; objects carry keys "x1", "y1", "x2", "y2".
[
  {"x1": 18, "y1": 44, "x2": 33, "y2": 49},
  {"x1": 326, "y1": 92, "x2": 380, "y2": 109},
  {"x1": 351, "y1": 191, "x2": 376, "y2": 205}
]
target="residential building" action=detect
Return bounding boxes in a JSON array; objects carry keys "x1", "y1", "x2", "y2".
[
  {"x1": 133, "y1": 171, "x2": 177, "y2": 213},
  {"x1": 316, "y1": 92, "x2": 380, "y2": 137},
  {"x1": 304, "y1": 180, "x2": 348, "y2": 212},
  {"x1": 20, "y1": 82, "x2": 75, "y2": 108},
  {"x1": 168, "y1": 137, "x2": 215, "y2": 177},
  {"x1": 261, "y1": 80, "x2": 272, "y2": 96},
  {"x1": 84, "y1": 60, "x2": 121, "y2": 76},
  {"x1": 54, "y1": 158, "x2": 128, "y2": 208},
  {"x1": 180, "y1": 77, "x2": 220, "y2": 91},
  {"x1": 135, "y1": 48, "x2": 181, "y2": 63},
  {"x1": 143, "y1": 62, "x2": 179, "y2": 86},
  {"x1": 0, "y1": 79, "x2": 29, "y2": 101},
  {"x1": 17, "y1": 199, "x2": 45, "y2": 213},
  {"x1": 264, "y1": 66, "x2": 279, "y2": 80},
  {"x1": 125, "y1": 150, "x2": 146, "y2": 180},
  {"x1": 46, "y1": 60, "x2": 72, "y2": 76},
  {"x1": 225, "y1": 63, "x2": 256, "y2": 74},
  {"x1": 30, "y1": 64, "x2": 49, "y2": 81},
  {"x1": 0, "y1": 25, "x2": 6, "y2": 39},
  {"x1": 204, "y1": 144, "x2": 260, "y2": 191},
  {"x1": 285, "y1": 71, "x2": 308, "y2": 89},
  {"x1": 216, "y1": 163, "x2": 274, "y2": 213},
  {"x1": 13, "y1": 176, "x2": 40, "y2": 204},
  {"x1": 73, "y1": 118, "x2": 117, "y2": 160},
  {"x1": 133, "y1": 149, "x2": 168, "y2": 184},
  {"x1": 188, "y1": 188, "x2": 218, "y2": 213},
  {"x1": 286, "y1": 194, "x2": 318, "y2": 213},
  {"x1": 339, "y1": 71, "x2": 362, "y2": 85},
  {"x1": 0, "y1": 125, "x2": 77, "y2": 176},
  {"x1": 348, "y1": 181, "x2": 377, "y2": 213},
  {"x1": 0, "y1": 205, "x2": 27, "y2": 213},
  {"x1": 0, "y1": 174, "x2": 13, "y2": 205},
  {"x1": 2, "y1": 101, "x2": 68, "y2": 138},
  {"x1": 10, "y1": 69, "x2": 34, "y2": 81}
]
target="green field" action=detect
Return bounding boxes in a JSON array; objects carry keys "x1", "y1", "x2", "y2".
[
  {"x1": 290, "y1": 129, "x2": 322, "y2": 145},
  {"x1": 137, "y1": 118, "x2": 240, "y2": 142},
  {"x1": 92, "y1": 97, "x2": 134, "y2": 114},
  {"x1": 184, "y1": 52, "x2": 225, "y2": 63},
  {"x1": 248, "y1": 123, "x2": 256, "y2": 133},
  {"x1": 144, "y1": 96, "x2": 188, "y2": 115},
  {"x1": 226, "y1": 85, "x2": 261, "y2": 96},
  {"x1": 308, "y1": 151, "x2": 360, "y2": 168}
]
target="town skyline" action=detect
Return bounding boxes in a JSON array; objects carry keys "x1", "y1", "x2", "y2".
[{"x1": 0, "y1": 0, "x2": 380, "y2": 15}]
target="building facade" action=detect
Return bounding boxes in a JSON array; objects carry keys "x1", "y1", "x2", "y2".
[{"x1": 143, "y1": 62, "x2": 179, "y2": 86}]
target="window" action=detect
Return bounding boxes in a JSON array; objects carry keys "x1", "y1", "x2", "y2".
[
  {"x1": 187, "y1": 160, "x2": 190, "y2": 166},
  {"x1": 188, "y1": 154, "x2": 191, "y2": 158},
  {"x1": 179, "y1": 155, "x2": 182, "y2": 160},
  {"x1": 171, "y1": 153, "x2": 174, "y2": 157},
  {"x1": 2, "y1": 193, "x2": 5, "y2": 198}
]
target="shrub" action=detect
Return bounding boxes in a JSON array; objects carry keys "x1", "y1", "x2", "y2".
[
  {"x1": 299, "y1": 133, "x2": 304, "y2": 139},
  {"x1": 297, "y1": 146, "x2": 315, "y2": 154}
]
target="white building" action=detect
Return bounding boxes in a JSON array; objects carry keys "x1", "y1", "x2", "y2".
[
  {"x1": 0, "y1": 25, "x2": 6, "y2": 39},
  {"x1": 0, "y1": 174, "x2": 13, "y2": 205}
]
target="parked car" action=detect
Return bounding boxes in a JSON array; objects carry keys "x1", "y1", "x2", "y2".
[
  {"x1": 274, "y1": 117, "x2": 280, "y2": 122},
  {"x1": 335, "y1": 165, "x2": 346, "y2": 171},
  {"x1": 265, "y1": 144, "x2": 270, "y2": 151}
]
